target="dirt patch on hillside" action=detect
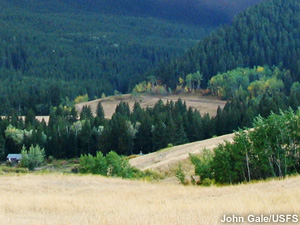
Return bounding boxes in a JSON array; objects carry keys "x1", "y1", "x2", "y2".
[{"x1": 76, "y1": 94, "x2": 226, "y2": 119}]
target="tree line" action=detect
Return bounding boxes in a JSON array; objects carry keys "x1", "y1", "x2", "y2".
[
  {"x1": 190, "y1": 108, "x2": 300, "y2": 185},
  {"x1": 0, "y1": 92, "x2": 296, "y2": 161}
]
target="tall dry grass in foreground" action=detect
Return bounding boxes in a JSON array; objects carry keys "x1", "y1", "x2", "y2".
[{"x1": 0, "y1": 174, "x2": 299, "y2": 225}]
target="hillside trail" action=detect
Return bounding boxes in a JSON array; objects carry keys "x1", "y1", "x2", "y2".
[{"x1": 130, "y1": 133, "x2": 235, "y2": 173}]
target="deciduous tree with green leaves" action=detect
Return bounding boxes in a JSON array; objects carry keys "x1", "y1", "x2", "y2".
[{"x1": 21, "y1": 145, "x2": 45, "y2": 171}]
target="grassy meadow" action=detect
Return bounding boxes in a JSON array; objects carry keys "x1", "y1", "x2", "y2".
[{"x1": 0, "y1": 174, "x2": 299, "y2": 225}]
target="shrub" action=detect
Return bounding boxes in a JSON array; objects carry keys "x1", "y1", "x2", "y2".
[
  {"x1": 175, "y1": 163, "x2": 187, "y2": 185},
  {"x1": 93, "y1": 152, "x2": 107, "y2": 175},
  {"x1": 47, "y1": 155, "x2": 55, "y2": 163},
  {"x1": 71, "y1": 165, "x2": 80, "y2": 173},
  {"x1": 106, "y1": 151, "x2": 123, "y2": 176},
  {"x1": 167, "y1": 143, "x2": 173, "y2": 148},
  {"x1": 74, "y1": 94, "x2": 89, "y2": 104},
  {"x1": 189, "y1": 149, "x2": 213, "y2": 185},
  {"x1": 21, "y1": 145, "x2": 45, "y2": 171},
  {"x1": 79, "y1": 151, "x2": 139, "y2": 179},
  {"x1": 79, "y1": 154, "x2": 95, "y2": 173},
  {"x1": 5, "y1": 161, "x2": 13, "y2": 167}
]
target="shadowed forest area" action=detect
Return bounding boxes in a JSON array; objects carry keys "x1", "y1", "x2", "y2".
[{"x1": 0, "y1": 0, "x2": 265, "y2": 115}]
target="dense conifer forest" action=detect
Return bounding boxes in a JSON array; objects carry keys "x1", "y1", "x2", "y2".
[
  {"x1": 152, "y1": 0, "x2": 300, "y2": 89},
  {"x1": 0, "y1": 0, "x2": 264, "y2": 115},
  {"x1": 0, "y1": 0, "x2": 299, "y2": 181}
]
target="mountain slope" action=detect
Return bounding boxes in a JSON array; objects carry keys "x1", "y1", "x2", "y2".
[
  {"x1": 150, "y1": 0, "x2": 300, "y2": 89},
  {"x1": 0, "y1": 0, "x2": 265, "y2": 115},
  {"x1": 0, "y1": 0, "x2": 207, "y2": 114},
  {"x1": 4, "y1": 0, "x2": 266, "y2": 26}
]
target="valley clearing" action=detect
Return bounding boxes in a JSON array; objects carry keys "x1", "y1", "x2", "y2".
[
  {"x1": 0, "y1": 174, "x2": 299, "y2": 225},
  {"x1": 76, "y1": 94, "x2": 226, "y2": 119}
]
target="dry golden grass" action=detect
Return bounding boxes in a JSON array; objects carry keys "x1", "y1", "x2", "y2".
[
  {"x1": 130, "y1": 133, "x2": 235, "y2": 174},
  {"x1": 76, "y1": 94, "x2": 226, "y2": 119},
  {"x1": 0, "y1": 174, "x2": 299, "y2": 225}
]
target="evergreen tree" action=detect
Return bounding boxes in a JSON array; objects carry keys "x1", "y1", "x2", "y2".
[
  {"x1": 96, "y1": 102, "x2": 105, "y2": 119},
  {"x1": 80, "y1": 106, "x2": 93, "y2": 121},
  {"x1": 115, "y1": 102, "x2": 130, "y2": 119},
  {"x1": 131, "y1": 102, "x2": 143, "y2": 123},
  {"x1": 134, "y1": 114, "x2": 153, "y2": 154},
  {"x1": 165, "y1": 114, "x2": 176, "y2": 145},
  {"x1": 152, "y1": 117, "x2": 167, "y2": 151},
  {"x1": 173, "y1": 114, "x2": 188, "y2": 145},
  {"x1": 101, "y1": 113, "x2": 133, "y2": 155},
  {"x1": 0, "y1": 135, "x2": 5, "y2": 160},
  {"x1": 94, "y1": 102, "x2": 106, "y2": 127},
  {"x1": 78, "y1": 120, "x2": 92, "y2": 155}
]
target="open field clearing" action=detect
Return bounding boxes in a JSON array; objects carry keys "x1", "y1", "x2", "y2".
[
  {"x1": 76, "y1": 94, "x2": 226, "y2": 119},
  {"x1": 0, "y1": 174, "x2": 299, "y2": 225},
  {"x1": 1, "y1": 94, "x2": 225, "y2": 123}
]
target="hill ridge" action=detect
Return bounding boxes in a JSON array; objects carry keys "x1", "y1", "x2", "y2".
[{"x1": 130, "y1": 132, "x2": 234, "y2": 172}]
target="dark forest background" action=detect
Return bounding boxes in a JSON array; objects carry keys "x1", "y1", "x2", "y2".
[{"x1": 0, "y1": 0, "x2": 265, "y2": 115}]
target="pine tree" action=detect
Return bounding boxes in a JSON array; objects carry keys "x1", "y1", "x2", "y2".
[
  {"x1": 0, "y1": 135, "x2": 5, "y2": 160},
  {"x1": 96, "y1": 102, "x2": 105, "y2": 119},
  {"x1": 80, "y1": 105, "x2": 93, "y2": 120},
  {"x1": 134, "y1": 114, "x2": 153, "y2": 154},
  {"x1": 131, "y1": 102, "x2": 143, "y2": 123},
  {"x1": 94, "y1": 102, "x2": 106, "y2": 127},
  {"x1": 152, "y1": 118, "x2": 167, "y2": 151},
  {"x1": 78, "y1": 120, "x2": 92, "y2": 155},
  {"x1": 173, "y1": 114, "x2": 188, "y2": 145},
  {"x1": 115, "y1": 102, "x2": 130, "y2": 118}
]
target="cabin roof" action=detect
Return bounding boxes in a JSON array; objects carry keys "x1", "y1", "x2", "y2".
[{"x1": 7, "y1": 154, "x2": 22, "y2": 160}]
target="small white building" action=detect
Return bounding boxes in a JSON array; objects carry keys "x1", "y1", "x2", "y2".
[{"x1": 7, "y1": 154, "x2": 22, "y2": 163}]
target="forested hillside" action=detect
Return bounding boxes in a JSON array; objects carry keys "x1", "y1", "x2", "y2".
[
  {"x1": 0, "y1": 0, "x2": 264, "y2": 115},
  {"x1": 152, "y1": 0, "x2": 300, "y2": 89},
  {"x1": 6, "y1": 0, "x2": 265, "y2": 26},
  {"x1": 0, "y1": 0, "x2": 204, "y2": 115}
]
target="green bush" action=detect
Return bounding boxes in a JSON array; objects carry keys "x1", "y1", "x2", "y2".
[
  {"x1": 79, "y1": 151, "x2": 140, "y2": 179},
  {"x1": 189, "y1": 149, "x2": 213, "y2": 184},
  {"x1": 79, "y1": 154, "x2": 95, "y2": 174},
  {"x1": 175, "y1": 163, "x2": 186, "y2": 185},
  {"x1": 106, "y1": 151, "x2": 123, "y2": 176},
  {"x1": 93, "y1": 152, "x2": 107, "y2": 175},
  {"x1": 167, "y1": 143, "x2": 173, "y2": 148},
  {"x1": 21, "y1": 145, "x2": 45, "y2": 171}
]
